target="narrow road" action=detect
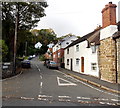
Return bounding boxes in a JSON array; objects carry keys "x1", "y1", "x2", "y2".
[{"x1": 2, "y1": 57, "x2": 120, "y2": 106}]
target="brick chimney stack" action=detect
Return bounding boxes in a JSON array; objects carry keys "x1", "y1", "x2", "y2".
[{"x1": 101, "y1": 2, "x2": 117, "y2": 28}]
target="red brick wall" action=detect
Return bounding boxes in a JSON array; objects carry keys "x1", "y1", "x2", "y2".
[
  {"x1": 101, "y1": 2, "x2": 117, "y2": 28},
  {"x1": 53, "y1": 48, "x2": 64, "y2": 63}
]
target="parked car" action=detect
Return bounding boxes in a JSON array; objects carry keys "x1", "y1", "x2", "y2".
[
  {"x1": 21, "y1": 60, "x2": 31, "y2": 68},
  {"x1": 44, "y1": 59, "x2": 50, "y2": 66},
  {"x1": 32, "y1": 55, "x2": 36, "y2": 58},
  {"x1": 46, "y1": 61, "x2": 59, "y2": 69},
  {"x1": 28, "y1": 55, "x2": 33, "y2": 60}
]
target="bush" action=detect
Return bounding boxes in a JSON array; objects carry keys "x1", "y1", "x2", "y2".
[
  {"x1": 0, "y1": 40, "x2": 8, "y2": 62},
  {"x1": 39, "y1": 55, "x2": 46, "y2": 61}
]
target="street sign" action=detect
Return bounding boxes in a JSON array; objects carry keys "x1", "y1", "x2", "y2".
[{"x1": 35, "y1": 42, "x2": 42, "y2": 49}]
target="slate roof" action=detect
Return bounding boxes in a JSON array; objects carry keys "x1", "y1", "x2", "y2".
[
  {"x1": 65, "y1": 28, "x2": 101, "y2": 49},
  {"x1": 112, "y1": 31, "x2": 120, "y2": 39}
]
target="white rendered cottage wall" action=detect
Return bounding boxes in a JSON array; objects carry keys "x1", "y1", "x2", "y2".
[
  {"x1": 65, "y1": 40, "x2": 99, "y2": 77},
  {"x1": 64, "y1": 46, "x2": 74, "y2": 70}
]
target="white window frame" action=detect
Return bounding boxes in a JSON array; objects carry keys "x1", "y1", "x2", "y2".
[
  {"x1": 91, "y1": 63, "x2": 97, "y2": 71},
  {"x1": 76, "y1": 58, "x2": 79, "y2": 65},
  {"x1": 76, "y1": 45, "x2": 79, "y2": 52},
  {"x1": 67, "y1": 59, "x2": 69, "y2": 65},
  {"x1": 67, "y1": 48, "x2": 69, "y2": 54},
  {"x1": 91, "y1": 45, "x2": 96, "y2": 53}
]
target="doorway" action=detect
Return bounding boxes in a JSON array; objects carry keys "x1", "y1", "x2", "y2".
[
  {"x1": 81, "y1": 57, "x2": 84, "y2": 72},
  {"x1": 70, "y1": 59, "x2": 73, "y2": 71}
]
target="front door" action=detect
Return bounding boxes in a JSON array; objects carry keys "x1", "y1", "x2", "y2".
[
  {"x1": 81, "y1": 57, "x2": 84, "y2": 72},
  {"x1": 71, "y1": 59, "x2": 73, "y2": 71}
]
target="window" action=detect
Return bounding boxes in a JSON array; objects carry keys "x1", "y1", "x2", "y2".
[
  {"x1": 91, "y1": 63, "x2": 97, "y2": 70},
  {"x1": 67, "y1": 48, "x2": 69, "y2": 54},
  {"x1": 67, "y1": 59, "x2": 69, "y2": 65},
  {"x1": 76, "y1": 58, "x2": 79, "y2": 65},
  {"x1": 53, "y1": 54, "x2": 55, "y2": 58},
  {"x1": 91, "y1": 45, "x2": 96, "y2": 53},
  {"x1": 76, "y1": 45, "x2": 79, "y2": 52}
]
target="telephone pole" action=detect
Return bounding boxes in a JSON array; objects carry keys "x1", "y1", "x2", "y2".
[{"x1": 12, "y1": 3, "x2": 18, "y2": 75}]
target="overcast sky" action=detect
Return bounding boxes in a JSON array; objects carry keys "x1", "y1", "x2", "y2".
[{"x1": 34, "y1": 0, "x2": 120, "y2": 37}]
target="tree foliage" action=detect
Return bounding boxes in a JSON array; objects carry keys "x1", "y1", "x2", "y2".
[
  {"x1": 31, "y1": 28, "x2": 57, "y2": 55},
  {"x1": 2, "y1": 2, "x2": 48, "y2": 61},
  {"x1": 0, "y1": 40, "x2": 8, "y2": 62}
]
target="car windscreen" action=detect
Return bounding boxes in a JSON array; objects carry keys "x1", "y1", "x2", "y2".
[{"x1": 50, "y1": 61, "x2": 56, "y2": 64}]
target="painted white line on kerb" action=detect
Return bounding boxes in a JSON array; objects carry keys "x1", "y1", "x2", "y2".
[{"x1": 54, "y1": 70, "x2": 120, "y2": 98}]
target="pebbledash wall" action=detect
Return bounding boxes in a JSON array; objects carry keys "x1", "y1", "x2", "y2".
[{"x1": 98, "y1": 2, "x2": 120, "y2": 83}]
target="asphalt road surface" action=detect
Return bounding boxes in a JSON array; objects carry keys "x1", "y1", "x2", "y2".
[{"x1": 2, "y1": 57, "x2": 120, "y2": 106}]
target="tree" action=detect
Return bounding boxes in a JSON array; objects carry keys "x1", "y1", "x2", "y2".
[
  {"x1": 31, "y1": 28, "x2": 57, "y2": 55},
  {"x1": 2, "y1": 2, "x2": 48, "y2": 61},
  {"x1": 0, "y1": 40, "x2": 8, "y2": 62}
]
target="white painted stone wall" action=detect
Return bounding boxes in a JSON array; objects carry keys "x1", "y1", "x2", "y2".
[{"x1": 100, "y1": 25, "x2": 117, "y2": 40}]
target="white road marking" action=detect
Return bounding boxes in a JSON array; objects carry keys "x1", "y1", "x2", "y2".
[
  {"x1": 54, "y1": 70, "x2": 120, "y2": 98},
  {"x1": 111, "y1": 99, "x2": 120, "y2": 101},
  {"x1": 38, "y1": 95, "x2": 52, "y2": 98},
  {"x1": 99, "y1": 102, "x2": 106, "y2": 104},
  {"x1": 58, "y1": 96, "x2": 71, "y2": 98},
  {"x1": 77, "y1": 97, "x2": 91, "y2": 100},
  {"x1": 36, "y1": 65, "x2": 41, "y2": 72},
  {"x1": 38, "y1": 98, "x2": 48, "y2": 101},
  {"x1": 40, "y1": 82, "x2": 43, "y2": 88},
  {"x1": 57, "y1": 77, "x2": 77, "y2": 86},
  {"x1": 58, "y1": 99, "x2": 71, "y2": 102},
  {"x1": 40, "y1": 75, "x2": 42, "y2": 79},
  {"x1": 21, "y1": 97, "x2": 34, "y2": 100},
  {"x1": 94, "y1": 98, "x2": 109, "y2": 101}
]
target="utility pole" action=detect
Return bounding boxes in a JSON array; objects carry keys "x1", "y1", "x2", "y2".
[
  {"x1": 25, "y1": 41, "x2": 27, "y2": 56},
  {"x1": 12, "y1": 3, "x2": 18, "y2": 75}
]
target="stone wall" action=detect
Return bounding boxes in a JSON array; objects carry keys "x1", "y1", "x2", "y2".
[
  {"x1": 116, "y1": 38, "x2": 120, "y2": 83},
  {"x1": 98, "y1": 37, "x2": 117, "y2": 83}
]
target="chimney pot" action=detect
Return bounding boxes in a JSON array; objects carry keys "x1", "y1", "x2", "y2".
[
  {"x1": 109, "y1": 2, "x2": 112, "y2": 4},
  {"x1": 101, "y1": 2, "x2": 117, "y2": 28}
]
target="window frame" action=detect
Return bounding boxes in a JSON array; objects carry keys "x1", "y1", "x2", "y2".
[
  {"x1": 67, "y1": 59, "x2": 69, "y2": 65},
  {"x1": 76, "y1": 58, "x2": 79, "y2": 65},
  {"x1": 91, "y1": 63, "x2": 97, "y2": 71},
  {"x1": 67, "y1": 48, "x2": 69, "y2": 54},
  {"x1": 76, "y1": 44, "x2": 79, "y2": 52}
]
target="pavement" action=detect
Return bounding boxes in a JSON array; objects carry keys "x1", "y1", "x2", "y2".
[{"x1": 59, "y1": 68, "x2": 120, "y2": 94}]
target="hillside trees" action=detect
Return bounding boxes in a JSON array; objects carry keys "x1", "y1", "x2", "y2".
[
  {"x1": 31, "y1": 28, "x2": 57, "y2": 55},
  {"x1": 2, "y1": 2, "x2": 48, "y2": 61}
]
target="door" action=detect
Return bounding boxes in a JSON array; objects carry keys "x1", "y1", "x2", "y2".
[
  {"x1": 71, "y1": 59, "x2": 73, "y2": 71},
  {"x1": 81, "y1": 57, "x2": 84, "y2": 72}
]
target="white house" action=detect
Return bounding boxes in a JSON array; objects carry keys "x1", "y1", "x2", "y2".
[
  {"x1": 64, "y1": 28, "x2": 101, "y2": 77},
  {"x1": 52, "y1": 35, "x2": 78, "y2": 64}
]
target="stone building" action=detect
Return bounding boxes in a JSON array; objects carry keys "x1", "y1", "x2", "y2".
[
  {"x1": 99, "y1": 2, "x2": 120, "y2": 83},
  {"x1": 112, "y1": 22, "x2": 120, "y2": 83}
]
